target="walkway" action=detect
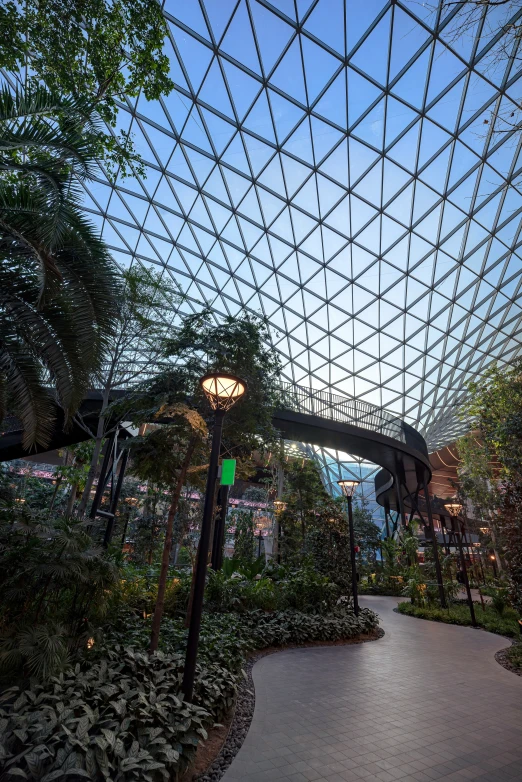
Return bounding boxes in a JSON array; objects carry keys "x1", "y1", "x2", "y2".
[{"x1": 222, "y1": 596, "x2": 522, "y2": 782}]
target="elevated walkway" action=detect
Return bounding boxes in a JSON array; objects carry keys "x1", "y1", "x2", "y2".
[{"x1": 1, "y1": 383, "x2": 431, "y2": 532}]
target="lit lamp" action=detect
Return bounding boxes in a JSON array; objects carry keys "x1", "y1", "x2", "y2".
[
  {"x1": 273, "y1": 500, "x2": 286, "y2": 513},
  {"x1": 338, "y1": 479, "x2": 361, "y2": 616},
  {"x1": 444, "y1": 501, "x2": 462, "y2": 517},
  {"x1": 444, "y1": 500, "x2": 476, "y2": 627},
  {"x1": 200, "y1": 373, "x2": 246, "y2": 412},
  {"x1": 182, "y1": 372, "x2": 246, "y2": 701}
]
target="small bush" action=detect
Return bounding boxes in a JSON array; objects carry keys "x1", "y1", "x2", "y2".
[
  {"x1": 0, "y1": 649, "x2": 210, "y2": 781},
  {"x1": 397, "y1": 601, "x2": 520, "y2": 637}
]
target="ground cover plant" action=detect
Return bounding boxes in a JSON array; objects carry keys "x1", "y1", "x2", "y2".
[
  {"x1": 397, "y1": 600, "x2": 520, "y2": 638},
  {"x1": 0, "y1": 498, "x2": 379, "y2": 782}
]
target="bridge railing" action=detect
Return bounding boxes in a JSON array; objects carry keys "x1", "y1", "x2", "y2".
[{"x1": 276, "y1": 382, "x2": 406, "y2": 443}]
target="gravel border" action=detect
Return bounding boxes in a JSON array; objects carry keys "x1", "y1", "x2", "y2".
[
  {"x1": 495, "y1": 643, "x2": 522, "y2": 677},
  {"x1": 194, "y1": 628, "x2": 384, "y2": 782}
]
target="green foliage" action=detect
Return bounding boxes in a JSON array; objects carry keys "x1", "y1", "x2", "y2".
[
  {"x1": 231, "y1": 508, "x2": 255, "y2": 562},
  {"x1": 204, "y1": 566, "x2": 340, "y2": 615},
  {"x1": 0, "y1": 510, "x2": 118, "y2": 680},
  {"x1": 0, "y1": 0, "x2": 173, "y2": 177},
  {"x1": 161, "y1": 310, "x2": 283, "y2": 461},
  {"x1": 397, "y1": 600, "x2": 521, "y2": 637},
  {"x1": 458, "y1": 359, "x2": 522, "y2": 612},
  {"x1": 505, "y1": 642, "x2": 522, "y2": 673},
  {"x1": 0, "y1": 85, "x2": 120, "y2": 448},
  {"x1": 0, "y1": 649, "x2": 210, "y2": 781},
  {"x1": 0, "y1": 584, "x2": 379, "y2": 781},
  {"x1": 481, "y1": 585, "x2": 510, "y2": 616}
]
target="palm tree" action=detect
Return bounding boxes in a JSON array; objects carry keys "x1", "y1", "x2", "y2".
[{"x1": 0, "y1": 85, "x2": 120, "y2": 449}]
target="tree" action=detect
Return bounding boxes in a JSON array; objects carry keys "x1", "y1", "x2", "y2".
[
  {"x1": 442, "y1": 1, "x2": 522, "y2": 142},
  {"x1": 232, "y1": 508, "x2": 256, "y2": 562},
  {"x1": 352, "y1": 500, "x2": 382, "y2": 568},
  {"x1": 162, "y1": 310, "x2": 283, "y2": 465},
  {"x1": 0, "y1": 0, "x2": 173, "y2": 177},
  {"x1": 0, "y1": 86, "x2": 120, "y2": 448},
  {"x1": 125, "y1": 404, "x2": 208, "y2": 654},
  {"x1": 120, "y1": 312, "x2": 283, "y2": 650},
  {"x1": 76, "y1": 265, "x2": 183, "y2": 517},
  {"x1": 458, "y1": 358, "x2": 522, "y2": 610}
]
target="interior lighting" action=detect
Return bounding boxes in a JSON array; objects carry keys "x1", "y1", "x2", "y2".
[
  {"x1": 444, "y1": 501, "x2": 462, "y2": 516},
  {"x1": 200, "y1": 373, "x2": 247, "y2": 412},
  {"x1": 337, "y1": 479, "x2": 360, "y2": 497}
]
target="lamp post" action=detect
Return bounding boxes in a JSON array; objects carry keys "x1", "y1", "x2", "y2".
[
  {"x1": 338, "y1": 479, "x2": 360, "y2": 617},
  {"x1": 182, "y1": 373, "x2": 246, "y2": 701},
  {"x1": 445, "y1": 501, "x2": 477, "y2": 628}
]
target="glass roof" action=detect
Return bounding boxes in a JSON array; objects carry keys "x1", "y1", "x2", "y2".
[{"x1": 83, "y1": 0, "x2": 522, "y2": 451}]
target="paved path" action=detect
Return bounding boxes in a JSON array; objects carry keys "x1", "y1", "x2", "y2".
[{"x1": 222, "y1": 596, "x2": 522, "y2": 782}]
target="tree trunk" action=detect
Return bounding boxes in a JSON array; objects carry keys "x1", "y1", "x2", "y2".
[
  {"x1": 66, "y1": 482, "x2": 78, "y2": 517},
  {"x1": 48, "y1": 475, "x2": 63, "y2": 516},
  {"x1": 185, "y1": 481, "x2": 219, "y2": 628},
  {"x1": 149, "y1": 437, "x2": 197, "y2": 655},
  {"x1": 77, "y1": 360, "x2": 116, "y2": 517}
]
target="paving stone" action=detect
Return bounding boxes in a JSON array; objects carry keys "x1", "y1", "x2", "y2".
[{"x1": 221, "y1": 597, "x2": 522, "y2": 782}]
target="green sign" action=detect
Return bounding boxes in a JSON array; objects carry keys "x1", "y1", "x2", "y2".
[{"x1": 220, "y1": 459, "x2": 236, "y2": 486}]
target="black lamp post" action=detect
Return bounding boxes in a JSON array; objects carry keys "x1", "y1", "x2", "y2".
[
  {"x1": 338, "y1": 479, "x2": 360, "y2": 617},
  {"x1": 445, "y1": 501, "x2": 477, "y2": 628},
  {"x1": 256, "y1": 529, "x2": 264, "y2": 558},
  {"x1": 182, "y1": 373, "x2": 246, "y2": 701}
]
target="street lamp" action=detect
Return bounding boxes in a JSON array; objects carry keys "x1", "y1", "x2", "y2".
[
  {"x1": 338, "y1": 479, "x2": 360, "y2": 617},
  {"x1": 182, "y1": 373, "x2": 246, "y2": 701},
  {"x1": 444, "y1": 500, "x2": 477, "y2": 627}
]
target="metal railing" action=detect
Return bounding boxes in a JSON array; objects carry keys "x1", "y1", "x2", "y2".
[{"x1": 276, "y1": 382, "x2": 406, "y2": 443}]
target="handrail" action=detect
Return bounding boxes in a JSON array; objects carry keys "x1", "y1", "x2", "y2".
[{"x1": 276, "y1": 382, "x2": 406, "y2": 443}]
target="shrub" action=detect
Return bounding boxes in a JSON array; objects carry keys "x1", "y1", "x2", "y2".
[
  {"x1": 0, "y1": 649, "x2": 210, "y2": 781},
  {"x1": 0, "y1": 603, "x2": 379, "y2": 781},
  {"x1": 397, "y1": 601, "x2": 520, "y2": 637}
]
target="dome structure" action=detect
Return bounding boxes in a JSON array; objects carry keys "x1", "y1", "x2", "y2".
[{"x1": 82, "y1": 0, "x2": 522, "y2": 487}]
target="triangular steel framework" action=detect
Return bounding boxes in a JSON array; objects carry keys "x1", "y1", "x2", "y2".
[{"x1": 76, "y1": 0, "x2": 522, "y2": 519}]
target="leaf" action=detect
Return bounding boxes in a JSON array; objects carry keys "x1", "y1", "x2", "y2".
[{"x1": 76, "y1": 716, "x2": 90, "y2": 741}]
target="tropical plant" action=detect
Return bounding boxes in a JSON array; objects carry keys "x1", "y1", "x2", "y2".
[
  {"x1": 0, "y1": 508, "x2": 118, "y2": 680},
  {"x1": 0, "y1": 0, "x2": 173, "y2": 177},
  {"x1": 458, "y1": 359, "x2": 522, "y2": 611},
  {"x1": 231, "y1": 508, "x2": 256, "y2": 562},
  {"x1": 0, "y1": 649, "x2": 211, "y2": 781},
  {"x1": 126, "y1": 404, "x2": 208, "y2": 653},
  {"x1": 0, "y1": 85, "x2": 120, "y2": 448}
]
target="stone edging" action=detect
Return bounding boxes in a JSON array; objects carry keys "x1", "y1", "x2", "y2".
[
  {"x1": 495, "y1": 643, "x2": 522, "y2": 677},
  {"x1": 194, "y1": 628, "x2": 385, "y2": 782}
]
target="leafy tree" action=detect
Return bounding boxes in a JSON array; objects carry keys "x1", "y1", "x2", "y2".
[
  {"x1": 161, "y1": 310, "x2": 283, "y2": 464},
  {"x1": 118, "y1": 312, "x2": 282, "y2": 648},
  {"x1": 232, "y1": 508, "x2": 255, "y2": 562},
  {"x1": 76, "y1": 265, "x2": 183, "y2": 517},
  {"x1": 279, "y1": 458, "x2": 326, "y2": 561},
  {"x1": 126, "y1": 404, "x2": 208, "y2": 653},
  {"x1": 0, "y1": 86, "x2": 120, "y2": 448},
  {"x1": 352, "y1": 500, "x2": 382, "y2": 568},
  {"x1": 458, "y1": 359, "x2": 522, "y2": 610},
  {"x1": 0, "y1": 0, "x2": 173, "y2": 177},
  {"x1": 127, "y1": 484, "x2": 168, "y2": 566}
]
